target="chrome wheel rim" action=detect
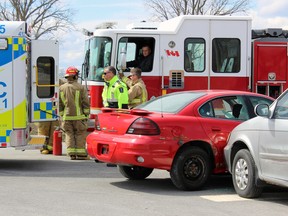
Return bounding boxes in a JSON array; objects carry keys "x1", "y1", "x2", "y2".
[{"x1": 234, "y1": 158, "x2": 248, "y2": 190}]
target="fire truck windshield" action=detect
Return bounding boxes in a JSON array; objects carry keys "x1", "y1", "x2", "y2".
[{"x1": 84, "y1": 37, "x2": 112, "y2": 82}]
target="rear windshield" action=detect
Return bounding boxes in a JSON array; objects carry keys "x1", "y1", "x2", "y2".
[{"x1": 137, "y1": 92, "x2": 206, "y2": 113}]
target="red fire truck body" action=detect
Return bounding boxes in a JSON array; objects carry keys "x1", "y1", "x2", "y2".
[
  {"x1": 252, "y1": 28, "x2": 288, "y2": 98},
  {"x1": 81, "y1": 15, "x2": 288, "y2": 119}
]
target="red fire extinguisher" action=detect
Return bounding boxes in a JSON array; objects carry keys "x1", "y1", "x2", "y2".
[{"x1": 53, "y1": 127, "x2": 62, "y2": 156}]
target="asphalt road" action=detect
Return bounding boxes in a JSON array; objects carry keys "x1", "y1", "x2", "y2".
[{"x1": 0, "y1": 148, "x2": 287, "y2": 216}]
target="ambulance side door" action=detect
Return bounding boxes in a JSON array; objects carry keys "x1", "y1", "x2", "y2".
[{"x1": 30, "y1": 40, "x2": 59, "y2": 122}]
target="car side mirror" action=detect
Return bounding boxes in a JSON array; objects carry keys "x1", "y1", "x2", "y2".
[{"x1": 255, "y1": 104, "x2": 269, "y2": 117}]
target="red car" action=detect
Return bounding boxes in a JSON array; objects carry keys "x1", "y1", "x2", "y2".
[{"x1": 86, "y1": 90, "x2": 273, "y2": 190}]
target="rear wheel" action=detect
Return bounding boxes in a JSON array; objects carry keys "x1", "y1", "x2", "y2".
[
  {"x1": 118, "y1": 165, "x2": 154, "y2": 180},
  {"x1": 232, "y1": 149, "x2": 263, "y2": 198},
  {"x1": 170, "y1": 147, "x2": 211, "y2": 190}
]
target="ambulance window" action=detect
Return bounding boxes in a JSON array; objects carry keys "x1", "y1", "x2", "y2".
[
  {"x1": 212, "y1": 38, "x2": 240, "y2": 73},
  {"x1": 0, "y1": 38, "x2": 8, "y2": 50},
  {"x1": 36, "y1": 57, "x2": 55, "y2": 98},
  {"x1": 184, "y1": 38, "x2": 205, "y2": 72}
]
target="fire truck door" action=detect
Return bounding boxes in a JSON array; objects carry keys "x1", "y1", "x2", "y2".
[
  {"x1": 30, "y1": 40, "x2": 59, "y2": 122},
  {"x1": 254, "y1": 43, "x2": 287, "y2": 98}
]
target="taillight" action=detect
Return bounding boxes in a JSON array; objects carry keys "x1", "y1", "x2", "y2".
[
  {"x1": 95, "y1": 115, "x2": 101, "y2": 131},
  {"x1": 127, "y1": 117, "x2": 160, "y2": 135}
]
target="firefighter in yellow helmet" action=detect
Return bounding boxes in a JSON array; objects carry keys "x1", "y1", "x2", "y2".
[
  {"x1": 59, "y1": 67, "x2": 90, "y2": 160},
  {"x1": 102, "y1": 66, "x2": 129, "y2": 109},
  {"x1": 119, "y1": 67, "x2": 148, "y2": 109}
]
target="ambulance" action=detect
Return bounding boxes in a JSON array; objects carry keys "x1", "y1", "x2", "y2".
[{"x1": 0, "y1": 21, "x2": 59, "y2": 150}]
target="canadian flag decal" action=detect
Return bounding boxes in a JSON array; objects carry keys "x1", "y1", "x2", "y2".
[{"x1": 166, "y1": 50, "x2": 180, "y2": 57}]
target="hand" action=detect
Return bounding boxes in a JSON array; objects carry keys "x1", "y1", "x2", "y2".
[{"x1": 118, "y1": 72, "x2": 124, "y2": 79}]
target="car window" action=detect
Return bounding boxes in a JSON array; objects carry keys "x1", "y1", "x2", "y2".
[
  {"x1": 248, "y1": 96, "x2": 273, "y2": 108},
  {"x1": 274, "y1": 91, "x2": 288, "y2": 119},
  {"x1": 137, "y1": 92, "x2": 206, "y2": 113},
  {"x1": 199, "y1": 96, "x2": 249, "y2": 120}
]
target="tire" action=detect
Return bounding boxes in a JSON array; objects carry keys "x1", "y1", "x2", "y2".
[
  {"x1": 118, "y1": 165, "x2": 154, "y2": 180},
  {"x1": 232, "y1": 149, "x2": 263, "y2": 198},
  {"x1": 170, "y1": 147, "x2": 211, "y2": 190}
]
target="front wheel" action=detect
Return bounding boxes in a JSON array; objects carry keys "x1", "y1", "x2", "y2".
[
  {"x1": 232, "y1": 149, "x2": 263, "y2": 198},
  {"x1": 118, "y1": 165, "x2": 154, "y2": 180},
  {"x1": 170, "y1": 147, "x2": 211, "y2": 190}
]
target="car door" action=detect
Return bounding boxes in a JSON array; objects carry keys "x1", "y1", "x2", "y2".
[
  {"x1": 258, "y1": 91, "x2": 288, "y2": 181},
  {"x1": 198, "y1": 95, "x2": 249, "y2": 168}
]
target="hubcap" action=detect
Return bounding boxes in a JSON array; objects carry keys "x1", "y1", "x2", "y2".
[
  {"x1": 184, "y1": 157, "x2": 204, "y2": 179},
  {"x1": 234, "y1": 158, "x2": 248, "y2": 190}
]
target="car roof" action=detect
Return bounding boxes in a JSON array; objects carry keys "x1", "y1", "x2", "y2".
[{"x1": 168, "y1": 90, "x2": 273, "y2": 99}]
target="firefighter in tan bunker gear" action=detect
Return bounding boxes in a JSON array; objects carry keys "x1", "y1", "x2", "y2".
[
  {"x1": 59, "y1": 67, "x2": 90, "y2": 160},
  {"x1": 119, "y1": 67, "x2": 148, "y2": 109},
  {"x1": 39, "y1": 79, "x2": 65, "y2": 154},
  {"x1": 38, "y1": 121, "x2": 58, "y2": 154}
]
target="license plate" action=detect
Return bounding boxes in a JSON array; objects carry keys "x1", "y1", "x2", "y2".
[{"x1": 101, "y1": 145, "x2": 109, "y2": 154}]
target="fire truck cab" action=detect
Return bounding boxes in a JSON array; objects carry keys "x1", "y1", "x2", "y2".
[
  {"x1": 0, "y1": 21, "x2": 59, "y2": 150},
  {"x1": 82, "y1": 15, "x2": 252, "y2": 115}
]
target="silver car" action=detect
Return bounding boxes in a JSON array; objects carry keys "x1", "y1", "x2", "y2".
[{"x1": 224, "y1": 89, "x2": 288, "y2": 198}]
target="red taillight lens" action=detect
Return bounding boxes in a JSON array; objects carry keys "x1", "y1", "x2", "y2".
[
  {"x1": 127, "y1": 117, "x2": 160, "y2": 135},
  {"x1": 95, "y1": 115, "x2": 101, "y2": 131}
]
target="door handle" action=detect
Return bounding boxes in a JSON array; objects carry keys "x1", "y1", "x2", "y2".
[{"x1": 211, "y1": 127, "x2": 221, "y2": 131}]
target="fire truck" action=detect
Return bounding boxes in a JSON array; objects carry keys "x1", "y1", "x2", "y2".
[
  {"x1": 81, "y1": 15, "x2": 288, "y2": 118},
  {"x1": 0, "y1": 21, "x2": 59, "y2": 150},
  {"x1": 252, "y1": 28, "x2": 288, "y2": 98}
]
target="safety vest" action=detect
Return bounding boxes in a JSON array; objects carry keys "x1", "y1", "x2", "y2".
[{"x1": 102, "y1": 76, "x2": 128, "y2": 109}]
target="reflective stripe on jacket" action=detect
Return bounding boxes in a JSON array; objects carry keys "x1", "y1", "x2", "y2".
[
  {"x1": 59, "y1": 80, "x2": 90, "y2": 120},
  {"x1": 102, "y1": 75, "x2": 128, "y2": 109},
  {"x1": 128, "y1": 79, "x2": 148, "y2": 108}
]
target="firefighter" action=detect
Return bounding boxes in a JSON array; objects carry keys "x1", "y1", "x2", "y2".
[
  {"x1": 38, "y1": 121, "x2": 58, "y2": 154},
  {"x1": 59, "y1": 67, "x2": 90, "y2": 160},
  {"x1": 102, "y1": 66, "x2": 129, "y2": 109},
  {"x1": 119, "y1": 67, "x2": 148, "y2": 109},
  {"x1": 38, "y1": 78, "x2": 65, "y2": 154},
  {"x1": 126, "y1": 45, "x2": 153, "y2": 72}
]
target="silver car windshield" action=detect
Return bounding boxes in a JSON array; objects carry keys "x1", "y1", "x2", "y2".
[
  {"x1": 274, "y1": 90, "x2": 288, "y2": 118},
  {"x1": 137, "y1": 92, "x2": 206, "y2": 113}
]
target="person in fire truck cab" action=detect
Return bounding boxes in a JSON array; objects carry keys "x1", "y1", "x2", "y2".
[
  {"x1": 126, "y1": 45, "x2": 153, "y2": 72},
  {"x1": 59, "y1": 67, "x2": 90, "y2": 160},
  {"x1": 102, "y1": 66, "x2": 129, "y2": 109},
  {"x1": 119, "y1": 67, "x2": 148, "y2": 109}
]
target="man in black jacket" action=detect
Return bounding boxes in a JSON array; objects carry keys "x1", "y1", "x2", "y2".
[{"x1": 127, "y1": 45, "x2": 153, "y2": 72}]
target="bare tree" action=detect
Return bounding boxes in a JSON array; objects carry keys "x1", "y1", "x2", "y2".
[
  {"x1": 0, "y1": 0, "x2": 75, "y2": 39},
  {"x1": 144, "y1": 0, "x2": 251, "y2": 21}
]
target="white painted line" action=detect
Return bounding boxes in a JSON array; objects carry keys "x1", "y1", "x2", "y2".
[{"x1": 200, "y1": 194, "x2": 248, "y2": 202}]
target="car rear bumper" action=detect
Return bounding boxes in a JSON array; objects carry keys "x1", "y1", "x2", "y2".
[{"x1": 86, "y1": 131, "x2": 178, "y2": 170}]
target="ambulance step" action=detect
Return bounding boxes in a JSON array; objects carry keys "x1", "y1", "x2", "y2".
[
  {"x1": 15, "y1": 135, "x2": 46, "y2": 150},
  {"x1": 28, "y1": 135, "x2": 47, "y2": 145}
]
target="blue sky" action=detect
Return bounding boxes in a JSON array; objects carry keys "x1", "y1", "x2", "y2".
[
  {"x1": 59, "y1": 0, "x2": 288, "y2": 72},
  {"x1": 59, "y1": 0, "x2": 148, "y2": 72}
]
